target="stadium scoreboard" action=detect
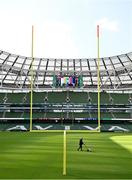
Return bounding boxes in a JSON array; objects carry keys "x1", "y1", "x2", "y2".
[{"x1": 53, "y1": 75, "x2": 83, "y2": 87}]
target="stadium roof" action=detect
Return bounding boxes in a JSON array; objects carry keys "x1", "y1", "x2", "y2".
[{"x1": 0, "y1": 50, "x2": 132, "y2": 91}]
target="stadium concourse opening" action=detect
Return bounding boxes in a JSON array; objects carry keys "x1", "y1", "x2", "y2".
[{"x1": 0, "y1": 49, "x2": 132, "y2": 132}]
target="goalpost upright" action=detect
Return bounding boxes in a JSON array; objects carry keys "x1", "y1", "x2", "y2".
[
  {"x1": 29, "y1": 25, "x2": 101, "y2": 133},
  {"x1": 28, "y1": 25, "x2": 101, "y2": 177},
  {"x1": 30, "y1": 25, "x2": 34, "y2": 132},
  {"x1": 63, "y1": 130, "x2": 67, "y2": 175},
  {"x1": 97, "y1": 25, "x2": 101, "y2": 132}
]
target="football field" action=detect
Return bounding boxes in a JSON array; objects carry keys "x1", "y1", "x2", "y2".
[{"x1": 0, "y1": 132, "x2": 131, "y2": 179}]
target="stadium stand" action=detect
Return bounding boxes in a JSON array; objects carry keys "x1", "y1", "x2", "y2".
[{"x1": 0, "y1": 50, "x2": 132, "y2": 131}]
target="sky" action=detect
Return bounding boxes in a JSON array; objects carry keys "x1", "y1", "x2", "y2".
[{"x1": 0, "y1": 0, "x2": 131, "y2": 58}]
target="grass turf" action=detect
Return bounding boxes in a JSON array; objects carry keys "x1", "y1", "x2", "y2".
[{"x1": 0, "y1": 132, "x2": 131, "y2": 179}]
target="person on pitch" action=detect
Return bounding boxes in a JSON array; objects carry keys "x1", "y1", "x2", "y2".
[{"x1": 77, "y1": 138, "x2": 84, "y2": 151}]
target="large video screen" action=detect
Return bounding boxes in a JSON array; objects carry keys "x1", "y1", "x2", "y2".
[{"x1": 53, "y1": 75, "x2": 83, "y2": 87}]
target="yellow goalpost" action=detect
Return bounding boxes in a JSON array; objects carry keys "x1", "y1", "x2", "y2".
[
  {"x1": 30, "y1": 25, "x2": 34, "y2": 132},
  {"x1": 29, "y1": 25, "x2": 101, "y2": 175},
  {"x1": 63, "y1": 130, "x2": 67, "y2": 175},
  {"x1": 97, "y1": 25, "x2": 101, "y2": 132},
  {"x1": 29, "y1": 25, "x2": 101, "y2": 133}
]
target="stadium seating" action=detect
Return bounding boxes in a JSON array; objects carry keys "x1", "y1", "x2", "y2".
[
  {"x1": 69, "y1": 92, "x2": 88, "y2": 103},
  {"x1": 114, "y1": 112, "x2": 131, "y2": 118},
  {"x1": 33, "y1": 92, "x2": 47, "y2": 103},
  {"x1": 48, "y1": 92, "x2": 67, "y2": 103},
  {"x1": 0, "y1": 92, "x2": 131, "y2": 105},
  {"x1": 0, "y1": 91, "x2": 131, "y2": 131},
  {"x1": 110, "y1": 93, "x2": 129, "y2": 105}
]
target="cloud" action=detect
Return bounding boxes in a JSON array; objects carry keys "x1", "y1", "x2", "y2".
[{"x1": 96, "y1": 18, "x2": 119, "y2": 32}]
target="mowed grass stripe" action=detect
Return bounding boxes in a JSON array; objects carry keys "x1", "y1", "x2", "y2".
[
  {"x1": 111, "y1": 135, "x2": 132, "y2": 153},
  {"x1": 67, "y1": 133, "x2": 132, "y2": 179},
  {"x1": 0, "y1": 132, "x2": 63, "y2": 179},
  {"x1": 0, "y1": 132, "x2": 132, "y2": 179}
]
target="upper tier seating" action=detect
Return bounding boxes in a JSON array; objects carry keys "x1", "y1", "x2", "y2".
[{"x1": 0, "y1": 91, "x2": 131, "y2": 105}]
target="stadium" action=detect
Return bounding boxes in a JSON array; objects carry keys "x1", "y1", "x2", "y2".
[
  {"x1": 0, "y1": 47, "x2": 132, "y2": 179},
  {"x1": 0, "y1": 49, "x2": 132, "y2": 132}
]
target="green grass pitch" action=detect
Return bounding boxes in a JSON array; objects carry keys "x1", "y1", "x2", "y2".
[{"x1": 0, "y1": 132, "x2": 131, "y2": 179}]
